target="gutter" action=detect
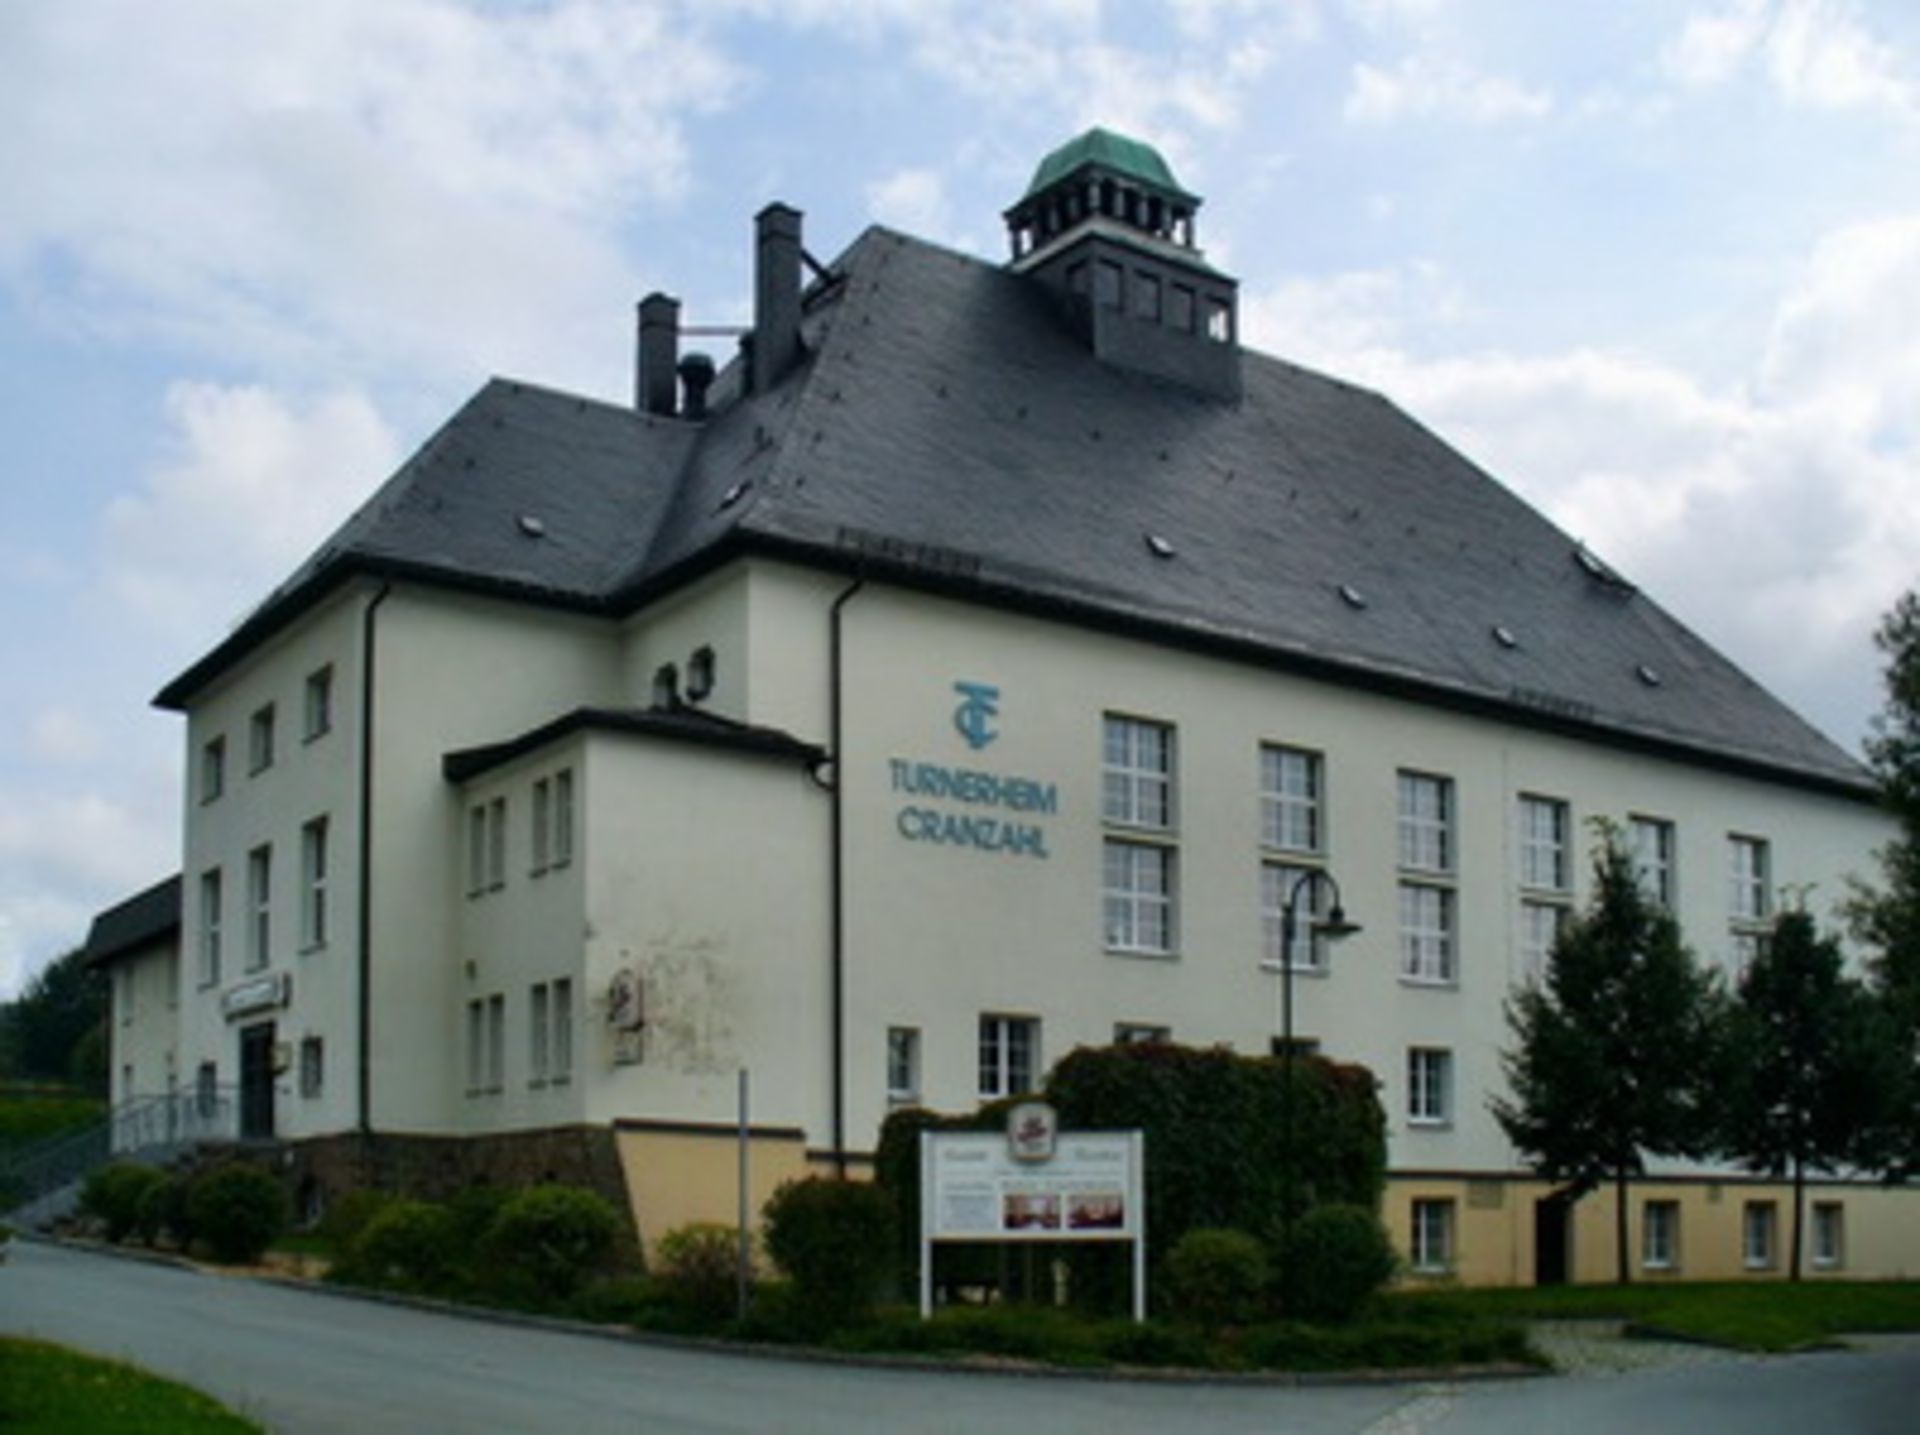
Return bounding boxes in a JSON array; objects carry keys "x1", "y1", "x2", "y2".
[
  {"x1": 356, "y1": 582, "x2": 392, "y2": 1135},
  {"x1": 826, "y1": 576, "x2": 865, "y2": 1177}
]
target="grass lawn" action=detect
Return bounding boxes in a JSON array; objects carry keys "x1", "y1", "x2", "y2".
[
  {"x1": 1393, "y1": 1280, "x2": 1920, "y2": 1352},
  {"x1": 0, "y1": 1337, "x2": 265, "y2": 1433},
  {"x1": 0, "y1": 1087, "x2": 105, "y2": 1155}
]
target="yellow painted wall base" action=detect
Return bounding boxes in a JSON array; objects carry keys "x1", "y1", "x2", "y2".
[{"x1": 614, "y1": 1123, "x2": 811, "y2": 1262}]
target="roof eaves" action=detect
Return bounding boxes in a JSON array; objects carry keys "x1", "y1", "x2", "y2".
[
  {"x1": 84, "y1": 874, "x2": 183, "y2": 969},
  {"x1": 443, "y1": 705, "x2": 825, "y2": 784}
]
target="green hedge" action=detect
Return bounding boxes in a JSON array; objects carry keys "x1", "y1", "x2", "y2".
[
  {"x1": 763, "y1": 1177, "x2": 896, "y2": 1327},
  {"x1": 187, "y1": 1165, "x2": 288, "y2": 1265}
]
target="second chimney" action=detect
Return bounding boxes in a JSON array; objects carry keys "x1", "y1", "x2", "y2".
[
  {"x1": 753, "y1": 203, "x2": 803, "y2": 394},
  {"x1": 637, "y1": 292, "x2": 680, "y2": 416}
]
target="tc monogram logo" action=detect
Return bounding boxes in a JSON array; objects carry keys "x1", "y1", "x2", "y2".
[{"x1": 952, "y1": 681, "x2": 1001, "y2": 751}]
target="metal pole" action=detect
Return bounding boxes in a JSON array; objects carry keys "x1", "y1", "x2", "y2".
[
  {"x1": 1281, "y1": 878, "x2": 1299, "y2": 1269},
  {"x1": 737, "y1": 1067, "x2": 750, "y2": 1321}
]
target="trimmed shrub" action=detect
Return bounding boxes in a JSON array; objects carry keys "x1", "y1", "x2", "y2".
[
  {"x1": 80, "y1": 1162, "x2": 165, "y2": 1244},
  {"x1": 187, "y1": 1164, "x2": 289, "y2": 1265},
  {"x1": 345, "y1": 1199, "x2": 461, "y2": 1291},
  {"x1": 1165, "y1": 1227, "x2": 1269, "y2": 1328},
  {"x1": 762, "y1": 1177, "x2": 895, "y2": 1327},
  {"x1": 655, "y1": 1222, "x2": 748, "y2": 1321},
  {"x1": 1282, "y1": 1203, "x2": 1399, "y2": 1323},
  {"x1": 135, "y1": 1172, "x2": 194, "y2": 1249},
  {"x1": 484, "y1": 1184, "x2": 622, "y2": 1300},
  {"x1": 315, "y1": 1188, "x2": 394, "y2": 1253}
]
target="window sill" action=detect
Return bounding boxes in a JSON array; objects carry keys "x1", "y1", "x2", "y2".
[
  {"x1": 1397, "y1": 867, "x2": 1455, "y2": 881},
  {"x1": 550, "y1": 1075, "x2": 571, "y2": 1087},
  {"x1": 1643, "y1": 1260, "x2": 1675, "y2": 1273},
  {"x1": 1105, "y1": 946, "x2": 1180, "y2": 961},
  {"x1": 1399, "y1": 975, "x2": 1459, "y2": 990},
  {"x1": 1259, "y1": 844, "x2": 1325, "y2": 860},
  {"x1": 1102, "y1": 822, "x2": 1178, "y2": 840},
  {"x1": 300, "y1": 942, "x2": 326, "y2": 956},
  {"x1": 302, "y1": 729, "x2": 329, "y2": 746},
  {"x1": 1409, "y1": 1263, "x2": 1453, "y2": 1278},
  {"x1": 1407, "y1": 1118, "x2": 1452, "y2": 1131}
]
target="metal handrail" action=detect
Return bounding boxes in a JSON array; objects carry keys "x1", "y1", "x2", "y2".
[{"x1": 1, "y1": 1087, "x2": 243, "y2": 1212}]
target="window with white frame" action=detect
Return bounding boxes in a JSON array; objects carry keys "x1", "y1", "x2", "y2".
[
  {"x1": 303, "y1": 665, "x2": 333, "y2": 741},
  {"x1": 466, "y1": 806, "x2": 487, "y2": 898},
  {"x1": 1519, "y1": 899, "x2": 1567, "y2": 984},
  {"x1": 1410, "y1": 1198, "x2": 1455, "y2": 1273},
  {"x1": 246, "y1": 845, "x2": 271, "y2": 971},
  {"x1": 530, "y1": 982, "x2": 551, "y2": 1084},
  {"x1": 1262, "y1": 862, "x2": 1328, "y2": 972},
  {"x1": 978, "y1": 1014, "x2": 1038, "y2": 1099},
  {"x1": 200, "y1": 736, "x2": 225, "y2": 804},
  {"x1": 531, "y1": 779, "x2": 551, "y2": 874},
  {"x1": 1103, "y1": 715, "x2": 1174, "y2": 829},
  {"x1": 466, "y1": 999, "x2": 485, "y2": 1095},
  {"x1": 1104, "y1": 840, "x2": 1174, "y2": 953},
  {"x1": 1631, "y1": 816, "x2": 1677, "y2": 909},
  {"x1": 299, "y1": 1036, "x2": 324, "y2": 1099},
  {"x1": 300, "y1": 816, "x2": 328, "y2": 950},
  {"x1": 551, "y1": 979, "x2": 573, "y2": 1081},
  {"x1": 1729, "y1": 835, "x2": 1770, "y2": 923},
  {"x1": 1397, "y1": 772, "x2": 1453, "y2": 873},
  {"x1": 487, "y1": 799, "x2": 507, "y2": 891},
  {"x1": 1643, "y1": 1199, "x2": 1679, "y2": 1270},
  {"x1": 486, "y1": 993, "x2": 505, "y2": 1094},
  {"x1": 553, "y1": 769, "x2": 574, "y2": 866},
  {"x1": 1518, "y1": 795, "x2": 1570, "y2": 892},
  {"x1": 1407, "y1": 1047, "x2": 1453, "y2": 1125},
  {"x1": 1812, "y1": 1202, "x2": 1844, "y2": 1268},
  {"x1": 1260, "y1": 745, "x2": 1322, "y2": 853},
  {"x1": 248, "y1": 703, "x2": 276, "y2": 774},
  {"x1": 199, "y1": 868, "x2": 222, "y2": 986},
  {"x1": 1114, "y1": 1023, "x2": 1171, "y2": 1045},
  {"x1": 886, "y1": 1026, "x2": 920, "y2": 1105},
  {"x1": 1399, "y1": 883, "x2": 1455, "y2": 983},
  {"x1": 1742, "y1": 1201, "x2": 1776, "y2": 1269}
]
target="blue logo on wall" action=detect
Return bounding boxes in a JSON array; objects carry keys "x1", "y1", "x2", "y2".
[{"x1": 952, "y1": 681, "x2": 1001, "y2": 751}]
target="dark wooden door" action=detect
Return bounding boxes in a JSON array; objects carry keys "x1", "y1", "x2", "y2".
[
  {"x1": 1534, "y1": 1194, "x2": 1570, "y2": 1286},
  {"x1": 239, "y1": 1022, "x2": 275, "y2": 1141}
]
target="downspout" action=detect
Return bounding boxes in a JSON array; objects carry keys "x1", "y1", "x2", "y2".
[
  {"x1": 827, "y1": 576, "x2": 865, "y2": 1177},
  {"x1": 356, "y1": 581, "x2": 392, "y2": 1136}
]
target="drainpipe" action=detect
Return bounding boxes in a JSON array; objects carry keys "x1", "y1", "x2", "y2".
[
  {"x1": 356, "y1": 581, "x2": 392, "y2": 1137},
  {"x1": 827, "y1": 576, "x2": 865, "y2": 1177}
]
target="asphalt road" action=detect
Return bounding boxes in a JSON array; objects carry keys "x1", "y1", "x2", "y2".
[{"x1": 4, "y1": 1240, "x2": 1918, "y2": 1434}]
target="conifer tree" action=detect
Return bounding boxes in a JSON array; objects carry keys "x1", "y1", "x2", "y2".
[{"x1": 1493, "y1": 830, "x2": 1719, "y2": 1283}]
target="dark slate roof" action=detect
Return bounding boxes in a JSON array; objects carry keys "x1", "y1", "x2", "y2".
[
  {"x1": 159, "y1": 224, "x2": 1870, "y2": 798},
  {"x1": 84, "y1": 875, "x2": 181, "y2": 969},
  {"x1": 443, "y1": 706, "x2": 825, "y2": 784}
]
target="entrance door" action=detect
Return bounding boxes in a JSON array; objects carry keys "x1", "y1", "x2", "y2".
[
  {"x1": 239, "y1": 1022, "x2": 276, "y2": 1141},
  {"x1": 1534, "y1": 1194, "x2": 1571, "y2": 1286}
]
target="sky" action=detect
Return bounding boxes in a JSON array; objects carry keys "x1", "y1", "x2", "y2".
[{"x1": 2, "y1": 0, "x2": 1917, "y2": 999}]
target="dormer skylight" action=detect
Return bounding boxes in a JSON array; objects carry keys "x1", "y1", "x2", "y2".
[
  {"x1": 1144, "y1": 533, "x2": 1176, "y2": 559},
  {"x1": 1338, "y1": 584, "x2": 1368, "y2": 610}
]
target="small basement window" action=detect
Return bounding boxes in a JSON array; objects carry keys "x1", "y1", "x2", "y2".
[{"x1": 686, "y1": 646, "x2": 716, "y2": 702}]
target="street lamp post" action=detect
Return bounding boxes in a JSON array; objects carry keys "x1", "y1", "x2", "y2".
[{"x1": 1270, "y1": 868, "x2": 1361, "y2": 1281}]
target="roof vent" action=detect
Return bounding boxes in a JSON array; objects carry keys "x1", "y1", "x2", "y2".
[
  {"x1": 1636, "y1": 663, "x2": 1663, "y2": 687},
  {"x1": 517, "y1": 515, "x2": 547, "y2": 538},
  {"x1": 1144, "y1": 533, "x2": 1176, "y2": 559},
  {"x1": 1338, "y1": 583, "x2": 1368, "y2": 610},
  {"x1": 1492, "y1": 624, "x2": 1518, "y2": 649},
  {"x1": 719, "y1": 479, "x2": 751, "y2": 512}
]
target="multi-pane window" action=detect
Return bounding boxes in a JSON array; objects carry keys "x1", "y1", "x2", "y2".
[
  {"x1": 486, "y1": 994, "x2": 506, "y2": 1094},
  {"x1": 1262, "y1": 863, "x2": 1328, "y2": 971},
  {"x1": 466, "y1": 999, "x2": 486, "y2": 1095},
  {"x1": 1103, "y1": 716, "x2": 1174, "y2": 829},
  {"x1": 467, "y1": 806, "x2": 487, "y2": 898},
  {"x1": 1260, "y1": 745, "x2": 1323, "y2": 853},
  {"x1": 1400, "y1": 883, "x2": 1455, "y2": 983},
  {"x1": 487, "y1": 799, "x2": 507, "y2": 891},
  {"x1": 1104, "y1": 841, "x2": 1174, "y2": 953},
  {"x1": 300, "y1": 817, "x2": 328, "y2": 950},
  {"x1": 196, "y1": 1060, "x2": 218, "y2": 1118},
  {"x1": 1812, "y1": 1202, "x2": 1844, "y2": 1269},
  {"x1": 199, "y1": 868, "x2": 223, "y2": 986},
  {"x1": 1519, "y1": 899, "x2": 1568, "y2": 983},
  {"x1": 1643, "y1": 1200, "x2": 1679, "y2": 1270},
  {"x1": 1631, "y1": 816, "x2": 1676, "y2": 909},
  {"x1": 248, "y1": 703, "x2": 276, "y2": 774},
  {"x1": 886, "y1": 1026, "x2": 921, "y2": 1105},
  {"x1": 201, "y1": 736, "x2": 226, "y2": 803},
  {"x1": 551, "y1": 979, "x2": 572, "y2": 1081},
  {"x1": 1729, "y1": 836, "x2": 1770, "y2": 923},
  {"x1": 530, "y1": 982, "x2": 551, "y2": 1084},
  {"x1": 303, "y1": 665, "x2": 333, "y2": 741},
  {"x1": 1742, "y1": 1201, "x2": 1777, "y2": 1269},
  {"x1": 1398, "y1": 772, "x2": 1453, "y2": 873},
  {"x1": 299, "y1": 1036, "x2": 324, "y2": 1099},
  {"x1": 1518, "y1": 796, "x2": 1570, "y2": 892},
  {"x1": 552, "y1": 769, "x2": 574, "y2": 866},
  {"x1": 1115, "y1": 1023, "x2": 1171, "y2": 1045},
  {"x1": 246, "y1": 845, "x2": 271, "y2": 971},
  {"x1": 532, "y1": 779, "x2": 551, "y2": 873},
  {"x1": 978, "y1": 1015, "x2": 1038, "y2": 1099},
  {"x1": 1410, "y1": 1198, "x2": 1455, "y2": 1273},
  {"x1": 1407, "y1": 1047, "x2": 1453, "y2": 1125}
]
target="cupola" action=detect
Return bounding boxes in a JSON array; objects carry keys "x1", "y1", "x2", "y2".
[{"x1": 1005, "y1": 128, "x2": 1240, "y2": 401}]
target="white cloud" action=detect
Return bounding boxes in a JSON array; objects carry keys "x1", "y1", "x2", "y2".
[
  {"x1": 26, "y1": 709, "x2": 106, "y2": 767},
  {"x1": 1344, "y1": 56, "x2": 1553, "y2": 125},
  {"x1": 866, "y1": 169, "x2": 959, "y2": 245},
  {"x1": 1661, "y1": 0, "x2": 1916, "y2": 117}
]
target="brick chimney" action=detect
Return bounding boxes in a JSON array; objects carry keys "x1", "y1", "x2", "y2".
[{"x1": 752, "y1": 203, "x2": 803, "y2": 394}]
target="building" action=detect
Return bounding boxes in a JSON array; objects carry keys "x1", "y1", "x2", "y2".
[{"x1": 89, "y1": 128, "x2": 1912, "y2": 1283}]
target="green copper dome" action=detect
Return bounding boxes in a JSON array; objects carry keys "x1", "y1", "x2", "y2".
[{"x1": 1022, "y1": 127, "x2": 1197, "y2": 204}]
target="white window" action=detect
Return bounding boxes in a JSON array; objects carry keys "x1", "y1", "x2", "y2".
[
  {"x1": 1518, "y1": 795, "x2": 1570, "y2": 892},
  {"x1": 1260, "y1": 745, "x2": 1322, "y2": 853},
  {"x1": 530, "y1": 982, "x2": 550, "y2": 1084},
  {"x1": 1729, "y1": 835, "x2": 1770, "y2": 923},
  {"x1": 553, "y1": 769, "x2": 574, "y2": 866},
  {"x1": 886, "y1": 1026, "x2": 920, "y2": 1105},
  {"x1": 1397, "y1": 772, "x2": 1453, "y2": 873},
  {"x1": 487, "y1": 798, "x2": 506, "y2": 891},
  {"x1": 978, "y1": 1014, "x2": 1038, "y2": 1099},
  {"x1": 1407, "y1": 1048, "x2": 1452, "y2": 1125},
  {"x1": 1643, "y1": 1200, "x2": 1679, "y2": 1270},
  {"x1": 1399, "y1": 883, "x2": 1455, "y2": 983},
  {"x1": 200, "y1": 736, "x2": 225, "y2": 804},
  {"x1": 1104, "y1": 840, "x2": 1174, "y2": 954},
  {"x1": 532, "y1": 779, "x2": 551, "y2": 874},
  {"x1": 1631, "y1": 816, "x2": 1676, "y2": 909},
  {"x1": 1743, "y1": 1201, "x2": 1776, "y2": 1270},
  {"x1": 467, "y1": 806, "x2": 487, "y2": 898},
  {"x1": 300, "y1": 816, "x2": 328, "y2": 950},
  {"x1": 551, "y1": 979, "x2": 573, "y2": 1082},
  {"x1": 1812, "y1": 1202, "x2": 1844, "y2": 1269},
  {"x1": 299, "y1": 1036, "x2": 324, "y2": 1099},
  {"x1": 1103, "y1": 715, "x2": 1174, "y2": 830},
  {"x1": 248, "y1": 703, "x2": 275, "y2": 774},
  {"x1": 1411, "y1": 1198, "x2": 1454, "y2": 1273},
  {"x1": 303, "y1": 665, "x2": 333, "y2": 741},
  {"x1": 1519, "y1": 899, "x2": 1567, "y2": 983},
  {"x1": 246, "y1": 845, "x2": 271, "y2": 972},
  {"x1": 1262, "y1": 862, "x2": 1329, "y2": 972},
  {"x1": 466, "y1": 999, "x2": 485, "y2": 1095},
  {"x1": 1114, "y1": 1023, "x2": 1170, "y2": 1045},
  {"x1": 199, "y1": 868, "x2": 223, "y2": 986},
  {"x1": 486, "y1": 993, "x2": 506, "y2": 1094}
]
